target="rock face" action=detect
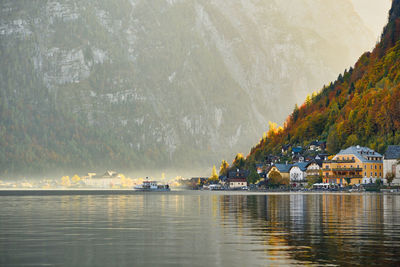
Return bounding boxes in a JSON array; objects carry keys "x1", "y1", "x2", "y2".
[{"x1": 0, "y1": 0, "x2": 377, "y2": 175}]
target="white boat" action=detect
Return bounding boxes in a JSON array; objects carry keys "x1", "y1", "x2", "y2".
[{"x1": 134, "y1": 179, "x2": 170, "y2": 192}]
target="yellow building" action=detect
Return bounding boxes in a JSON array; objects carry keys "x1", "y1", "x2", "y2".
[
  {"x1": 323, "y1": 146, "x2": 383, "y2": 186},
  {"x1": 268, "y1": 164, "x2": 291, "y2": 180}
]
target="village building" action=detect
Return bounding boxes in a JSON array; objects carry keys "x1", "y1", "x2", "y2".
[
  {"x1": 292, "y1": 146, "x2": 303, "y2": 155},
  {"x1": 226, "y1": 169, "x2": 249, "y2": 189},
  {"x1": 383, "y1": 145, "x2": 400, "y2": 185},
  {"x1": 322, "y1": 146, "x2": 383, "y2": 186},
  {"x1": 84, "y1": 170, "x2": 121, "y2": 188},
  {"x1": 289, "y1": 162, "x2": 310, "y2": 187},
  {"x1": 308, "y1": 140, "x2": 326, "y2": 152},
  {"x1": 315, "y1": 154, "x2": 329, "y2": 161},
  {"x1": 306, "y1": 160, "x2": 322, "y2": 178},
  {"x1": 282, "y1": 144, "x2": 291, "y2": 154},
  {"x1": 268, "y1": 164, "x2": 292, "y2": 180},
  {"x1": 228, "y1": 178, "x2": 248, "y2": 189}
]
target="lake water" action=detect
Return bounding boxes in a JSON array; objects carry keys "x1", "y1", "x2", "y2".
[{"x1": 1, "y1": 191, "x2": 400, "y2": 266}]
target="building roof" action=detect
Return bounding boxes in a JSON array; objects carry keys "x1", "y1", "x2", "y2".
[
  {"x1": 227, "y1": 170, "x2": 249, "y2": 179},
  {"x1": 290, "y1": 162, "x2": 311, "y2": 172},
  {"x1": 384, "y1": 145, "x2": 400, "y2": 159},
  {"x1": 228, "y1": 178, "x2": 247, "y2": 183},
  {"x1": 310, "y1": 159, "x2": 323, "y2": 167},
  {"x1": 336, "y1": 146, "x2": 382, "y2": 163},
  {"x1": 273, "y1": 164, "x2": 292, "y2": 173},
  {"x1": 292, "y1": 146, "x2": 303, "y2": 153}
]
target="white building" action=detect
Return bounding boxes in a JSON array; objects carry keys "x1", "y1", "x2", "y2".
[
  {"x1": 289, "y1": 162, "x2": 309, "y2": 187},
  {"x1": 306, "y1": 160, "x2": 322, "y2": 177},
  {"x1": 83, "y1": 171, "x2": 122, "y2": 188},
  {"x1": 383, "y1": 146, "x2": 400, "y2": 185},
  {"x1": 229, "y1": 178, "x2": 247, "y2": 189}
]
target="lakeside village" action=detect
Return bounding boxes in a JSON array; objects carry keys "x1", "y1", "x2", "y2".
[
  {"x1": 1, "y1": 143, "x2": 399, "y2": 192},
  {"x1": 196, "y1": 144, "x2": 400, "y2": 192}
]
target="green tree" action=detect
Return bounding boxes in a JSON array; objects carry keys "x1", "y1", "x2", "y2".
[
  {"x1": 386, "y1": 172, "x2": 395, "y2": 186},
  {"x1": 327, "y1": 126, "x2": 341, "y2": 154},
  {"x1": 219, "y1": 160, "x2": 229, "y2": 176},
  {"x1": 292, "y1": 104, "x2": 299, "y2": 122},
  {"x1": 233, "y1": 153, "x2": 245, "y2": 169},
  {"x1": 247, "y1": 168, "x2": 260, "y2": 185},
  {"x1": 344, "y1": 134, "x2": 358, "y2": 148}
]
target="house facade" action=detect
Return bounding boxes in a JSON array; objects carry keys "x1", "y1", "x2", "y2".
[
  {"x1": 383, "y1": 145, "x2": 400, "y2": 185},
  {"x1": 229, "y1": 178, "x2": 247, "y2": 188},
  {"x1": 84, "y1": 171, "x2": 121, "y2": 188},
  {"x1": 306, "y1": 160, "x2": 322, "y2": 180},
  {"x1": 289, "y1": 162, "x2": 309, "y2": 187},
  {"x1": 322, "y1": 146, "x2": 383, "y2": 185},
  {"x1": 268, "y1": 164, "x2": 291, "y2": 180}
]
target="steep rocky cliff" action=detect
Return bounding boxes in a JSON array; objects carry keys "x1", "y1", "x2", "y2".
[{"x1": 0, "y1": 0, "x2": 376, "y2": 175}]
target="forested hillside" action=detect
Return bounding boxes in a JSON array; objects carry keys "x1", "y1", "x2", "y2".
[{"x1": 241, "y1": 0, "x2": 400, "y2": 168}]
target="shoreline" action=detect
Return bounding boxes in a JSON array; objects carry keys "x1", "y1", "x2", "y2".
[{"x1": 0, "y1": 189, "x2": 399, "y2": 196}]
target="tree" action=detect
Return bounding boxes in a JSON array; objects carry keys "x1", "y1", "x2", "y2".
[
  {"x1": 71, "y1": 174, "x2": 81, "y2": 184},
  {"x1": 233, "y1": 153, "x2": 245, "y2": 169},
  {"x1": 307, "y1": 173, "x2": 322, "y2": 188},
  {"x1": 247, "y1": 168, "x2": 260, "y2": 185},
  {"x1": 327, "y1": 127, "x2": 340, "y2": 154},
  {"x1": 208, "y1": 165, "x2": 219, "y2": 184},
  {"x1": 386, "y1": 172, "x2": 395, "y2": 186},
  {"x1": 61, "y1": 176, "x2": 71, "y2": 187},
  {"x1": 268, "y1": 170, "x2": 282, "y2": 187},
  {"x1": 219, "y1": 160, "x2": 229, "y2": 176},
  {"x1": 292, "y1": 104, "x2": 299, "y2": 122}
]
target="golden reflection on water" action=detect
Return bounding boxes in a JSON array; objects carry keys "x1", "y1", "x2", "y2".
[{"x1": 211, "y1": 193, "x2": 400, "y2": 265}]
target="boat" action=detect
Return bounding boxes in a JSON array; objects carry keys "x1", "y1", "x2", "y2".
[{"x1": 134, "y1": 179, "x2": 170, "y2": 192}]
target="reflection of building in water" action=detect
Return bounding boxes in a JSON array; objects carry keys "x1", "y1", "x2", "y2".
[
  {"x1": 290, "y1": 194, "x2": 306, "y2": 227},
  {"x1": 383, "y1": 195, "x2": 400, "y2": 230},
  {"x1": 216, "y1": 194, "x2": 400, "y2": 265}
]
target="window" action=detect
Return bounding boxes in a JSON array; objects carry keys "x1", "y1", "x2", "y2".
[
  {"x1": 364, "y1": 172, "x2": 366, "y2": 176},
  {"x1": 375, "y1": 165, "x2": 377, "y2": 169},
  {"x1": 380, "y1": 173, "x2": 382, "y2": 177},
  {"x1": 352, "y1": 157, "x2": 355, "y2": 160},
  {"x1": 375, "y1": 172, "x2": 377, "y2": 177},
  {"x1": 370, "y1": 172, "x2": 372, "y2": 177},
  {"x1": 380, "y1": 165, "x2": 382, "y2": 169}
]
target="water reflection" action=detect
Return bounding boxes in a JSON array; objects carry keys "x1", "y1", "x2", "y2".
[
  {"x1": 218, "y1": 194, "x2": 400, "y2": 266},
  {"x1": 0, "y1": 193, "x2": 400, "y2": 266}
]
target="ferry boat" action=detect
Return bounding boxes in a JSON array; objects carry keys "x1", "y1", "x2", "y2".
[{"x1": 134, "y1": 179, "x2": 170, "y2": 192}]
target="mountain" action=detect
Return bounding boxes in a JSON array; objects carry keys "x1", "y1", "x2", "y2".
[
  {"x1": 351, "y1": 0, "x2": 392, "y2": 36},
  {"x1": 240, "y1": 0, "x2": 400, "y2": 170},
  {"x1": 0, "y1": 0, "x2": 376, "y2": 176}
]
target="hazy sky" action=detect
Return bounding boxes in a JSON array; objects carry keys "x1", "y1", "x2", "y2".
[{"x1": 351, "y1": 0, "x2": 392, "y2": 40}]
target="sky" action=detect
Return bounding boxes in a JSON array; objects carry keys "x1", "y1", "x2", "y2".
[{"x1": 351, "y1": 0, "x2": 392, "y2": 41}]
